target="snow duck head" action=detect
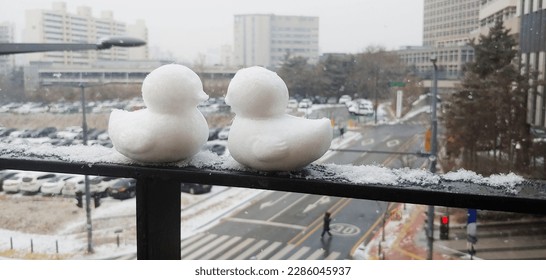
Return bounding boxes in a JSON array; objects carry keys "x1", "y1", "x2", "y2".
[
  {"x1": 141, "y1": 64, "x2": 208, "y2": 114},
  {"x1": 225, "y1": 66, "x2": 289, "y2": 118}
]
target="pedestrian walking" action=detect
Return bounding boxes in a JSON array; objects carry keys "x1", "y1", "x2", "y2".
[{"x1": 321, "y1": 212, "x2": 332, "y2": 238}]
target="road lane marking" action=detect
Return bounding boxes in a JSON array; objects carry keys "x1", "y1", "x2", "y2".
[
  {"x1": 303, "y1": 196, "x2": 331, "y2": 213},
  {"x1": 235, "y1": 239, "x2": 268, "y2": 260},
  {"x1": 361, "y1": 138, "x2": 374, "y2": 146},
  {"x1": 256, "y1": 241, "x2": 282, "y2": 260},
  {"x1": 183, "y1": 235, "x2": 230, "y2": 259},
  {"x1": 267, "y1": 193, "x2": 309, "y2": 222},
  {"x1": 325, "y1": 251, "x2": 341, "y2": 260},
  {"x1": 386, "y1": 139, "x2": 400, "y2": 147},
  {"x1": 226, "y1": 217, "x2": 306, "y2": 230},
  {"x1": 217, "y1": 237, "x2": 255, "y2": 260},
  {"x1": 200, "y1": 236, "x2": 242, "y2": 259},
  {"x1": 288, "y1": 246, "x2": 310, "y2": 260},
  {"x1": 306, "y1": 249, "x2": 325, "y2": 260},
  {"x1": 270, "y1": 244, "x2": 295, "y2": 260},
  {"x1": 180, "y1": 234, "x2": 218, "y2": 258},
  {"x1": 260, "y1": 192, "x2": 292, "y2": 209}
]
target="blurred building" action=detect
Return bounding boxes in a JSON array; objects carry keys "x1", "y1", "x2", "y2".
[
  {"x1": 475, "y1": 0, "x2": 519, "y2": 38},
  {"x1": 233, "y1": 14, "x2": 319, "y2": 69},
  {"x1": 22, "y1": 1, "x2": 148, "y2": 66},
  {"x1": 519, "y1": 0, "x2": 546, "y2": 127},
  {"x1": 397, "y1": 0, "x2": 522, "y2": 94},
  {"x1": 423, "y1": 0, "x2": 481, "y2": 47},
  {"x1": 24, "y1": 60, "x2": 237, "y2": 95},
  {"x1": 0, "y1": 21, "x2": 15, "y2": 74}
]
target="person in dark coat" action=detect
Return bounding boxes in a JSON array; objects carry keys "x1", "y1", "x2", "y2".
[{"x1": 321, "y1": 212, "x2": 332, "y2": 238}]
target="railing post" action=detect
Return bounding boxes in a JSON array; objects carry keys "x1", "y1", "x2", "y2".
[{"x1": 136, "y1": 176, "x2": 181, "y2": 260}]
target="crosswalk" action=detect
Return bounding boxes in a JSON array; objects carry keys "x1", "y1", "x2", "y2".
[{"x1": 180, "y1": 233, "x2": 342, "y2": 260}]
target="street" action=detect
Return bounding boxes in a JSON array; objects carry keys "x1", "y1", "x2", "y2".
[{"x1": 178, "y1": 107, "x2": 432, "y2": 260}]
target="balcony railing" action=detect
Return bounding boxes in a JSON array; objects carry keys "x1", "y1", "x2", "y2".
[{"x1": 1, "y1": 143, "x2": 546, "y2": 259}]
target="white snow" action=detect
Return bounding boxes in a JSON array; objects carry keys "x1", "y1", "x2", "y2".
[
  {"x1": 108, "y1": 64, "x2": 209, "y2": 163},
  {"x1": 0, "y1": 186, "x2": 266, "y2": 260},
  {"x1": 224, "y1": 66, "x2": 332, "y2": 171}
]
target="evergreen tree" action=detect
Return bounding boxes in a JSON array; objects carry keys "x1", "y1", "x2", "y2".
[{"x1": 444, "y1": 20, "x2": 531, "y2": 174}]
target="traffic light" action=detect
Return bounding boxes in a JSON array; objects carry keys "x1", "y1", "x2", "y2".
[
  {"x1": 93, "y1": 193, "x2": 101, "y2": 208},
  {"x1": 75, "y1": 191, "x2": 83, "y2": 208},
  {"x1": 440, "y1": 215, "x2": 449, "y2": 240},
  {"x1": 424, "y1": 128, "x2": 432, "y2": 153}
]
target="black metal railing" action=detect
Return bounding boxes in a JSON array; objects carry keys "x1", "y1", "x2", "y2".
[{"x1": 1, "y1": 149, "x2": 546, "y2": 259}]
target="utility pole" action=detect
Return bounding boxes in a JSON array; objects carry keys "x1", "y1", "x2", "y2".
[
  {"x1": 80, "y1": 83, "x2": 93, "y2": 254},
  {"x1": 427, "y1": 55, "x2": 439, "y2": 260}
]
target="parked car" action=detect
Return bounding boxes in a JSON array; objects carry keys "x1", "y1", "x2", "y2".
[
  {"x1": 348, "y1": 99, "x2": 374, "y2": 116},
  {"x1": 208, "y1": 127, "x2": 221, "y2": 141},
  {"x1": 180, "y1": 182, "x2": 212, "y2": 194},
  {"x1": 339, "y1": 95, "x2": 352, "y2": 105},
  {"x1": 217, "y1": 126, "x2": 230, "y2": 140},
  {"x1": 108, "y1": 178, "x2": 137, "y2": 200},
  {"x1": 203, "y1": 140, "x2": 228, "y2": 156},
  {"x1": 30, "y1": 127, "x2": 57, "y2": 138},
  {"x1": 62, "y1": 175, "x2": 85, "y2": 196},
  {"x1": 0, "y1": 170, "x2": 19, "y2": 192},
  {"x1": 287, "y1": 99, "x2": 299, "y2": 109},
  {"x1": 0, "y1": 128, "x2": 16, "y2": 137},
  {"x1": 298, "y1": 98, "x2": 313, "y2": 109},
  {"x1": 89, "y1": 176, "x2": 119, "y2": 197},
  {"x1": 41, "y1": 174, "x2": 75, "y2": 196},
  {"x1": 19, "y1": 172, "x2": 57, "y2": 194},
  {"x1": 2, "y1": 172, "x2": 26, "y2": 193}
]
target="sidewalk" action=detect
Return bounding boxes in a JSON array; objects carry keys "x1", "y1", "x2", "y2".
[{"x1": 353, "y1": 203, "x2": 457, "y2": 260}]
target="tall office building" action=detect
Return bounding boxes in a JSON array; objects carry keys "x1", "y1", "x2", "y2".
[
  {"x1": 477, "y1": 0, "x2": 519, "y2": 36},
  {"x1": 233, "y1": 14, "x2": 319, "y2": 69},
  {"x1": 22, "y1": 2, "x2": 148, "y2": 66},
  {"x1": 423, "y1": 0, "x2": 481, "y2": 47},
  {"x1": 0, "y1": 22, "x2": 15, "y2": 74},
  {"x1": 519, "y1": 0, "x2": 546, "y2": 127}
]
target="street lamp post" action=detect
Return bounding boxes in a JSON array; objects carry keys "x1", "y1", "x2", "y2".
[
  {"x1": 426, "y1": 55, "x2": 439, "y2": 260},
  {"x1": 0, "y1": 36, "x2": 146, "y2": 55},
  {"x1": 79, "y1": 83, "x2": 93, "y2": 254}
]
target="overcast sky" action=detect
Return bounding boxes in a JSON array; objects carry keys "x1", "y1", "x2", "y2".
[{"x1": 1, "y1": 0, "x2": 424, "y2": 63}]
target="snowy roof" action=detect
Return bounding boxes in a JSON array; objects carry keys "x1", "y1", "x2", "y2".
[{"x1": 1, "y1": 142, "x2": 545, "y2": 214}]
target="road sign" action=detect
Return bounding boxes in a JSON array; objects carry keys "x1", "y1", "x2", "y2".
[
  {"x1": 467, "y1": 209, "x2": 477, "y2": 224},
  {"x1": 389, "y1": 81, "x2": 406, "y2": 87},
  {"x1": 330, "y1": 223, "x2": 361, "y2": 236}
]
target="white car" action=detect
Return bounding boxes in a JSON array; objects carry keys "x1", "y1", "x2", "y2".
[
  {"x1": 89, "y1": 176, "x2": 120, "y2": 197},
  {"x1": 348, "y1": 99, "x2": 374, "y2": 116},
  {"x1": 63, "y1": 175, "x2": 112, "y2": 196},
  {"x1": 339, "y1": 95, "x2": 352, "y2": 105},
  {"x1": 217, "y1": 126, "x2": 230, "y2": 140},
  {"x1": 2, "y1": 173, "x2": 24, "y2": 193},
  {"x1": 298, "y1": 98, "x2": 313, "y2": 109},
  {"x1": 62, "y1": 175, "x2": 86, "y2": 196},
  {"x1": 19, "y1": 172, "x2": 57, "y2": 194},
  {"x1": 287, "y1": 99, "x2": 299, "y2": 110},
  {"x1": 41, "y1": 174, "x2": 75, "y2": 195}
]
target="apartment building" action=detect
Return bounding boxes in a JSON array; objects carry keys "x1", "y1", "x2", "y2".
[
  {"x1": 233, "y1": 14, "x2": 319, "y2": 69},
  {"x1": 519, "y1": 0, "x2": 546, "y2": 127},
  {"x1": 423, "y1": 0, "x2": 481, "y2": 47},
  {"x1": 0, "y1": 22, "x2": 15, "y2": 74},
  {"x1": 22, "y1": 2, "x2": 148, "y2": 66}
]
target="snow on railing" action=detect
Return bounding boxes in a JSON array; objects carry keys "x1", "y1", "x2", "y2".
[{"x1": 1, "y1": 142, "x2": 545, "y2": 215}]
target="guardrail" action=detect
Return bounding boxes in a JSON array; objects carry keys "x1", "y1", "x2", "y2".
[{"x1": 1, "y1": 144, "x2": 545, "y2": 259}]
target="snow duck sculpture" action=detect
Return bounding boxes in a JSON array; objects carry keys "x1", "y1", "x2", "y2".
[
  {"x1": 225, "y1": 66, "x2": 332, "y2": 171},
  {"x1": 108, "y1": 64, "x2": 209, "y2": 163}
]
